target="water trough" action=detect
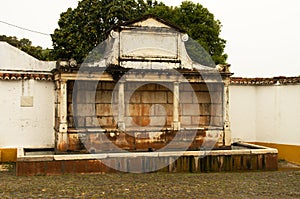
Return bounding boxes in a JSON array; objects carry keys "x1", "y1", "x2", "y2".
[{"x1": 16, "y1": 142, "x2": 278, "y2": 176}]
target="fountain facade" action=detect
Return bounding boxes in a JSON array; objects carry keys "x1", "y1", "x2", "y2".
[
  {"x1": 54, "y1": 16, "x2": 232, "y2": 153},
  {"x1": 16, "y1": 16, "x2": 278, "y2": 175}
]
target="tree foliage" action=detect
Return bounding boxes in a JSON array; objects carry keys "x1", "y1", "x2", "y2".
[
  {"x1": 0, "y1": 35, "x2": 54, "y2": 61},
  {"x1": 52, "y1": 0, "x2": 227, "y2": 64}
]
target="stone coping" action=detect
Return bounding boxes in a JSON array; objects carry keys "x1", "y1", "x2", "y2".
[
  {"x1": 67, "y1": 127, "x2": 223, "y2": 134},
  {"x1": 17, "y1": 142, "x2": 278, "y2": 162}
]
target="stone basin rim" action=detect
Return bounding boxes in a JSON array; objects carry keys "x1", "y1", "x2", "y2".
[{"x1": 17, "y1": 142, "x2": 278, "y2": 162}]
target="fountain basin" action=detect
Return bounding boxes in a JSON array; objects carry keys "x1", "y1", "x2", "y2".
[{"x1": 16, "y1": 142, "x2": 278, "y2": 175}]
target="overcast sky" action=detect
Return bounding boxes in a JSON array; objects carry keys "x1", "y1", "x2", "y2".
[{"x1": 1, "y1": 0, "x2": 300, "y2": 77}]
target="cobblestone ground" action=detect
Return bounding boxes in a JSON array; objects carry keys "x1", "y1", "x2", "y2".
[{"x1": 0, "y1": 164, "x2": 300, "y2": 198}]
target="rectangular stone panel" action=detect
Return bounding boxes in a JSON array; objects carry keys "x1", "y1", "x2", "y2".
[
  {"x1": 167, "y1": 91, "x2": 173, "y2": 103},
  {"x1": 95, "y1": 91, "x2": 113, "y2": 103},
  {"x1": 125, "y1": 82, "x2": 164, "y2": 91},
  {"x1": 125, "y1": 91, "x2": 141, "y2": 103},
  {"x1": 140, "y1": 91, "x2": 167, "y2": 103},
  {"x1": 127, "y1": 104, "x2": 151, "y2": 117},
  {"x1": 85, "y1": 117, "x2": 101, "y2": 127},
  {"x1": 76, "y1": 104, "x2": 95, "y2": 117},
  {"x1": 186, "y1": 115, "x2": 207, "y2": 126},
  {"x1": 67, "y1": 116, "x2": 75, "y2": 128},
  {"x1": 74, "y1": 90, "x2": 96, "y2": 104},
  {"x1": 193, "y1": 92, "x2": 211, "y2": 104},
  {"x1": 20, "y1": 96, "x2": 33, "y2": 107},
  {"x1": 211, "y1": 104, "x2": 223, "y2": 117},
  {"x1": 155, "y1": 84, "x2": 170, "y2": 91},
  {"x1": 96, "y1": 116, "x2": 115, "y2": 127},
  {"x1": 67, "y1": 103, "x2": 73, "y2": 115},
  {"x1": 211, "y1": 116, "x2": 223, "y2": 126},
  {"x1": 167, "y1": 116, "x2": 173, "y2": 126},
  {"x1": 154, "y1": 104, "x2": 173, "y2": 116},
  {"x1": 97, "y1": 82, "x2": 116, "y2": 90},
  {"x1": 207, "y1": 83, "x2": 224, "y2": 92},
  {"x1": 210, "y1": 92, "x2": 223, "y2": 104},
  {"x1": 137, "y1": 84, "x2": 157, "y2": 91},
  {"x1": 120, "y1": 31, "x2": 177, "y2": 59},
  {"x1": 182, "y1": 83, "x2": 208, "y2": 92},
  {"x1": 199, "y1": 103, "x2": 211, "y2": 116},
  {"x1": 75, "y1": 117, "x2": 85, "y2": 127},
  {"x1": 76, "y1": 81, "x2": 97, "y2": 91},
  {"x1": 181, "y1": 116, "x2": 192, "y2": 125},
  {"x1": 148, "y1": 116, "x2": 168, "y2": 127},
  {"x1": 96, "y1": 104, "x2": 113, "y2": 116},
  {"x1": 182, "y1": 104, "x2": 200, "y2": 116},
  {"x1": 179, "y1": 92, "x2": 193, "y2": 103}
]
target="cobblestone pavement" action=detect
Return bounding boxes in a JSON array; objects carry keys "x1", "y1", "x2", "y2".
[{"x1": 0, "y1": 164, "x2": 300, "y2": 198}]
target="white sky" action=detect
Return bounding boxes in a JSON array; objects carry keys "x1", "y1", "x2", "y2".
[{"x1": 1, "y1": 0, "x2": 300, "y2": 77}]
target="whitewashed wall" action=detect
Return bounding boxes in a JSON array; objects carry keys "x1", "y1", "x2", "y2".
[
  {"x1": 0, "y1": 42, "x2": 55, "y2": 149},
  {"x1": 229, "y1": 85, "x2": 257, "y2": 142},
  {"x1": 229, "y1": 84, "x2": 300, "y2": 146},
  {"x1": 0, "y1": 42, "x2": 55, "y2": 71},
  {"x1": 0, "y1": 80, "x2": 55, "y2": 148}
]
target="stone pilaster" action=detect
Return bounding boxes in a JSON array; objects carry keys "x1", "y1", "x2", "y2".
[
  {"x1": 118, "y1": 81, "x2": 125, "y2": 131},
  {"x1": 56, "y1": 79, "x2": 68, "y2": 152},
  {"x1": 172, "y1": 82, "x2": 180, "y2": 130},
  {"x1": 223, "y1": 77, "x2": 231, "y2": 147}
]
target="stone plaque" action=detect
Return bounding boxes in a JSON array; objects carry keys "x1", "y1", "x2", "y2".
[{"x1": 20, "y1": 96, "x2": 33, "y2": 107}]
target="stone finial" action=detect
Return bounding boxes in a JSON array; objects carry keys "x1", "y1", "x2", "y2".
[
  {"x1": 69, "y1": 58, "x2": 77, "y2": 68},
  {"x1": 217, "y1": 64, "x2": 231, "y2": 73},
  {"x1": 56, "y1": 58, "x2": 78, "y2": 72}
]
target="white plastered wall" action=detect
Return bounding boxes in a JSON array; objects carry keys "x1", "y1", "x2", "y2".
[
  {"x1": 229, "y1": 85, "x2": 257, "y2": 142},
  {"x1": 0, "y1": 80, "x2": 55, "y2": 148},
  {"x1": 229, "y1": 84, "x2": 300, "y2": 146},
  {"x1": 0, "y1": 42, "x2": 55, "y2": 149},
  {"x1": 0, "y1": 42, "x2": 55, "y2": 71}
]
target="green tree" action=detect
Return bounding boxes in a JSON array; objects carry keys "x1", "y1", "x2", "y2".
[
  {"x1": 0, "y1": 35, "x2": 54, "y2": 61},
  {"x1": 52, "y1": 0, "x2": 149, "y2": 63},
  {"x1": 52, "y1": 0, "x2": 227, "y2": 64}
]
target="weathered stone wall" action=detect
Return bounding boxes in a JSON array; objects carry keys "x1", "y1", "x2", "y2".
[
  {"x1": 67, "y1": 81, "x2": 117, "y2": 129},
  {"x1": 65, "y1": 80, "x2": 225, "y2": 152},
  {"x1": 180, "y1": 83, "x2": 223, "y2": 128},
  {"x1": 124, "y1": 83, "x2": 173, "y2": 128},
  {"x1": 67, "y1": 81, "x2": 223, "y2": 130}
]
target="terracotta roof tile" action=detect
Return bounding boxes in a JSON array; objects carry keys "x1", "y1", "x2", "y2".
[
  {"x1": 230, "y1": 76, "x2": 300, "y2": 85},
  {"x1": 0, "y1": 72, "x2": 53, "y2": 81}
]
